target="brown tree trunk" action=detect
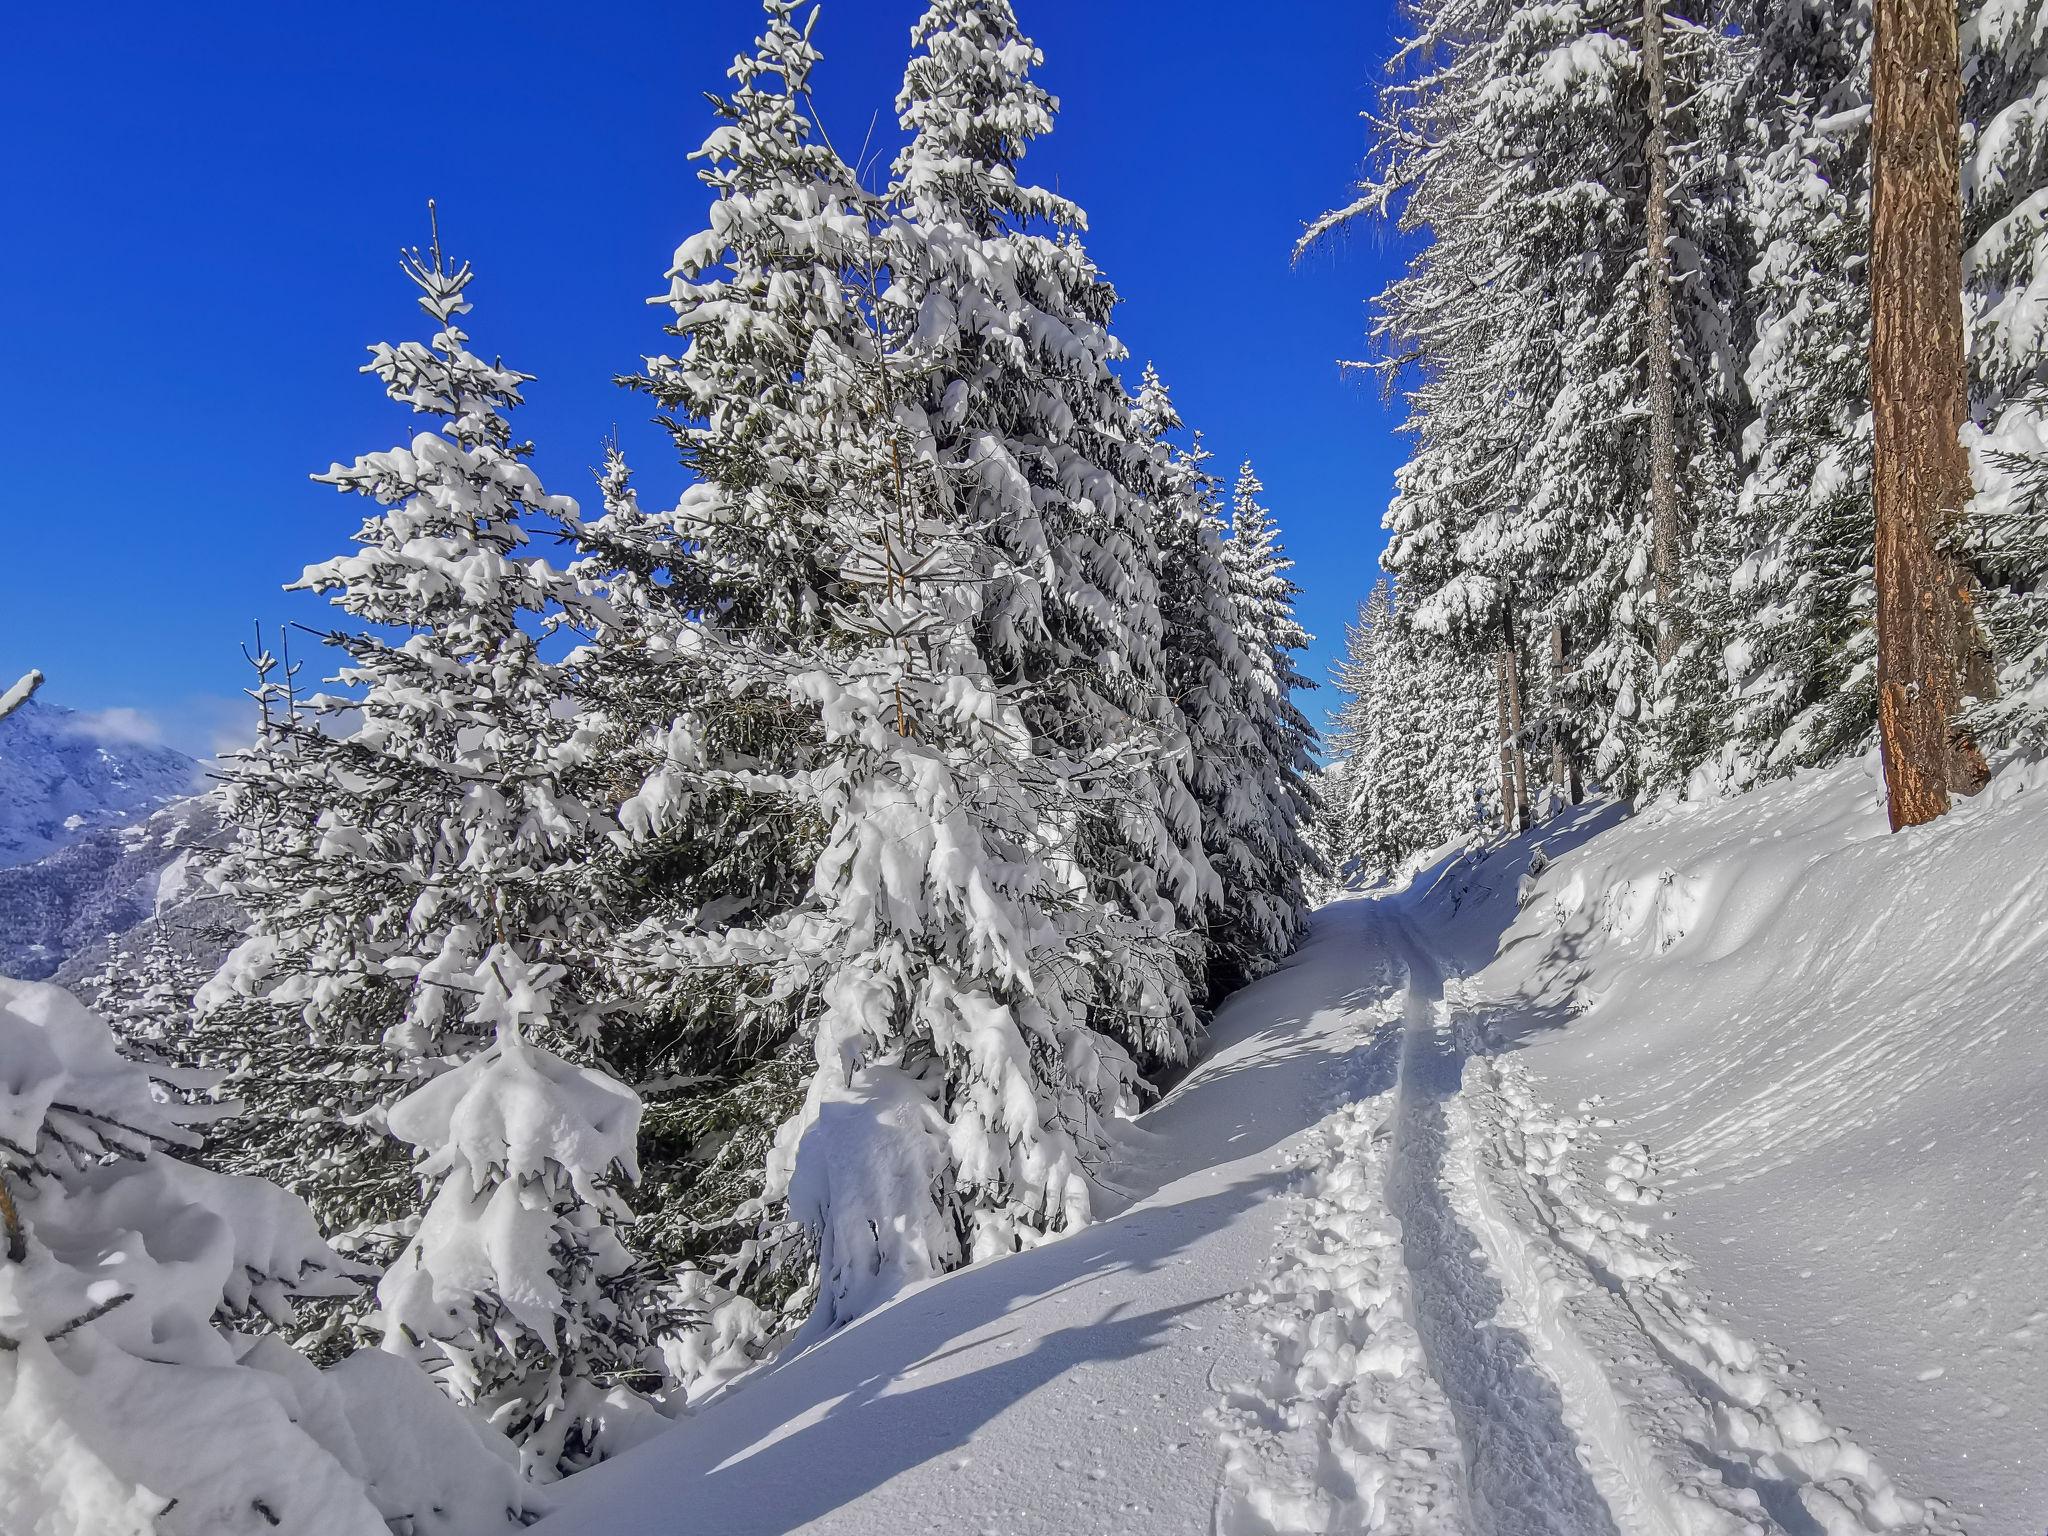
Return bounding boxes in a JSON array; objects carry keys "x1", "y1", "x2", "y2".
[
  {"x1": 1644, "y1": 0, "x2": 1682, "y2": 667},
  {"x1": 1503, "y1": 604, "x2": 1531, "y2": 833},
  {"x1": 1495, "y1": 652, "x2": 1516, "y2": 833},
  {"x1": 1871, "y1": 0, "x2": 1994, "y2": 830},
  {"x1": 1549, "y1": 622, "x2": 1580, "y2": 807}
]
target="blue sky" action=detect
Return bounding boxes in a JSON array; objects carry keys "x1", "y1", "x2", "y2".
[{"x1": 0, "y1": 1, "x2": 1409, "y2": 757}]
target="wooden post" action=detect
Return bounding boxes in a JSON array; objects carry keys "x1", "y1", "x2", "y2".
[
  {"x1": 1644, "y1": 0, "x2": 1681, "y2": 667},
  {"x1": 1870, "y1": 0, "x2": 1994, "y2": 829}
]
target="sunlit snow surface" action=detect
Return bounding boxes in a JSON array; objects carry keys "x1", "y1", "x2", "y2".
[{"x1": 545, "y1": 753, "x2": 2046, "y2": 1534}]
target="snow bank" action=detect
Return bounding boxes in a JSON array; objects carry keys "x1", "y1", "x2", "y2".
[{"x1": 1438, "y1": 755, "x2": 2048, "y2": 1532}]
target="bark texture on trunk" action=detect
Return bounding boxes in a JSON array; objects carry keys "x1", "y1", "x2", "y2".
[
  {"x1": 1495, "y1": 652, "x2": 1516, "y2": 833},
  {"x1": 1643, "y1": 0, "x2": 1682, "y2": 667},
  {"x1": 1870, "y1": 0, "x2": 1993, "y2": 830},
  {"x1": 1502, "y1": 604, "x2": 1531, "y2": 833},
  {"x1": 1549, "y1": 622, "x2": 1580, "y2": 807}
]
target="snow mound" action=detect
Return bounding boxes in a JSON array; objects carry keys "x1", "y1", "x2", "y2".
[
  {"x1": 0, "y1": 976, "x2": 539, "y2": 1536},
  {"x1": 1445, "y1": 753, "x2": 2048, "y2": 1532}
]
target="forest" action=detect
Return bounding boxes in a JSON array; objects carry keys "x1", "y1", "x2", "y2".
[{"x1": 5, "y1": 0, "x2": 2045, "y2": 1531}]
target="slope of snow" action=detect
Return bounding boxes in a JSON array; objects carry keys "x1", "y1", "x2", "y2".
[
  {"x1": 0, "y1": 794, "x2": 224, "y2": 980},
  {"x1": 0, "y1": 701, "x2": 201, "y2": 868},
  {"x1": 1452, "y1": 755, "x2": 2048, "y2": 1533},
  {"x1": 539, "y1": 757, "x2": 2044, "y2": 1534}
]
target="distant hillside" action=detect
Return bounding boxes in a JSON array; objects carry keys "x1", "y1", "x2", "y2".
[
  {"x1": 0, "y1": 700, "x2": 202, "y2": 867},
  {"x1": 0, "y1": 700, "x2": 220, "y2": 980},
  {"x1": 0, "y1": 794, "x2": 235, "y2": 983}
]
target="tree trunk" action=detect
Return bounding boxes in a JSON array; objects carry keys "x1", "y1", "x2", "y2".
[
  {"x1": 1495, "y1": 652, "x2": 1515, "y2": 834},
  {"x1": 1643, "y1": 0, "x2": 1682, "y2": 668},
  {"x1": 1870, "y1": 0, "x2": 1994, "y2": 830},
  {"x1": 1502, "y1": 605, "x2": 1531, "y2": 833},
  {"x1": 1549, "y1": 622, "x2": 1580, "y2": 807}
]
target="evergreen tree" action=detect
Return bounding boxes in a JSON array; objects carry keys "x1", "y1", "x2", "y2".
[
  {"x1": 571, "y1": 0, "x2": 868, "y2": 1324},
  {"x1": 193, "y1": 229, "x2": 669, "y2": 1460},
  {"x1": 885, "y1": 0, "x2": 1209, "y2": 1067},
  {"x1": 1959, "y1": 0, "x2": 2048, "y2": 746},
  {"x1": 1326, "y1": 579, "x2": 1490, "y2": 878},
  {"x1": 603, "y1": 0, "x2": 1241, "y2": 1334},
  {"x1": 565, "y1": 447, "x2": 813, "y2": 1292},
  {"x1": 375, "y1": 948, "x2": 673, "y2": 1477},
  {"x1": 1130, "y1": 369, "x2": 1259, "y2": 991},
  {"x1": 1221, "y1": 460, "x2": 1319, "y2": 967},
  {"x1": 1312, "y1": 0, "x2": 1747, "y2": 802},
  {"x1": 1723, "y1": 0, "x2": 1880, "y2": 781}
]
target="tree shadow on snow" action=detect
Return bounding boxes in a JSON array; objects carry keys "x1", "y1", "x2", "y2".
[
  {"x1": 597, "y1": 1174, "x2": 1287, "y2": 1534},
  {"x1": 552, "y1": 922, "x2": 1421, "y2": 1533}
]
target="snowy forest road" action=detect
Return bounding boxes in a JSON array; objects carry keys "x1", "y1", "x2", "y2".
[
  {"x1": 543, "y1": 866, "x2": 1946, "y2": 1536},
  {"x1": 1222, "y1": 896, "x2": 1947, "y2": 1536}
]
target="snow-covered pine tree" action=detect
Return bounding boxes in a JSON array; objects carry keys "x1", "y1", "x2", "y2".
[
  {"x1": 1328, "y1": 580, "x2": 1400, "y2": 879},
  {"x1": 194, "y1": 227, "x2": 670, "y2": 1465},
  {"x1": 1313, "y1": 0, "x2": 1747, "y2": 801},
  {"x1": 0, "y1": 976, "x2": 538, "y2": 1536},
  {"x1": 1721, "y1": 0, "x2": 1880, "y2": 781},
  {"x1": 595, "y1": 1, "x2": 903, "y2": 1316},
  {"x1": 754, "y1": 322, "x2": 1156, "y2": 1329},
  {"x1": 1221, "y1": 460, "x2": 1319, "y2": 969},
  {"x1": 885, "y1": 0, "x2": 1210, "y2": 1066},
  {"x1": 1327, "y1": 577, "x2": 1489, "y2": 878},
  {"x1": 375, "y1": 946, "x2": 672, "y2": 1477},
  {"x1": 608, "y1": 0, "x2": 1184, "y2": 1336},
  {"x1": 601, "y1": 0, "x2": 884, "y2": 1331},
  {"x1": 1958, "y1": 0, "x2": 2048, "y2": 746},
  {"x1": 1129, "y1": 368, "x2": 1260, "y2": 992},
  {"x1": 565, "y1": 446, "x2": 815, "y2": 1289},
  {"x1": 1302, "y1": 753, "x2": 1362, "y2": 898}
]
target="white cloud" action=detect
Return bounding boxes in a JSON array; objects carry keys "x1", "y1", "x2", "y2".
[
  {"x1": 63, "y1": 706, "x2": 167, "y2": 747},
  {"x1": 52, "y1": 695, "x2": 259, "y2": 762}
]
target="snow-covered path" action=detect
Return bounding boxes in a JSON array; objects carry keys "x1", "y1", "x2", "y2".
[{"x1": 545, "y1": 843, "x2": 1953, "y2": 1535}]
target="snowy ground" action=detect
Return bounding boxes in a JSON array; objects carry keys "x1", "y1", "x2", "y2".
[{"x1": 543, "y1": 757, "x2": 2046, "y2": 1535}]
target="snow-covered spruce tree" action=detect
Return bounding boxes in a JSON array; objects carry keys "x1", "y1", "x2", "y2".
[
  {"x1": 1328, "y1": 578, "x2": 1489, "y2": 879},
  {"x1": 1302, "y1": 753, "x2": 1362, "y2": 897},
  {"x1": 884, "y1": 0, "x2": 1211, "y2": 1067},
  {"x1": 565, "y1": 447, "x2": 815, "y2": 1291},
  {"x1": 1129, "y1": 369, "x2": 1262, "y2": 992},
  {"x1": 608, "y1": 0, "x2": 1258, "y2": 1335},
  {"x1": 1327, "y1": 581, "x2": 1401, "y2": 880},
  {"x1": 0, "y1": 976, "x2": 536, "y2": 1536},
  {"x1": 603, "y1": 0, "x2": 882, "y2": 1332},
  {"x1": 1222, "y1": 460, "x2": 1319, "y2": 966},
  {"x1": 194, "y1": 232, "x2": 670, "y2": 1469},
  {"x1": 375, "y1": 946, "x2": 673, "y2": 1477},
  {"x1": 1959, "y1": 0, "x2": 2048, "y2": 747},
  {"x1": 1314, "y1": 0, "x2": 1747, "y2": 800},
  {"x1": 1721, "y1": 0, "x2": 1880, "y2": 781},
  {"x1": 755, "y1": 337, "x2": 1161, "y2": 1328}
]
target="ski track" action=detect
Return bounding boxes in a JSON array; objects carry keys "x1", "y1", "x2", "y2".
[
  {"x1": 1213, "y1": 982, "x2": 1465, "y2": 1535},
  {"x1": 1214, "y1": 899, "x2": 1951, "y2": 1536}
]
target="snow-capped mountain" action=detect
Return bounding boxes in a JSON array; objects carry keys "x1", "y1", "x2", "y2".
[
  {"x1": 0, "y1": 700, "x2": 213, "y2": 979},
  {"x1": 0, "y1": 699, "x2": 203, "y2": 868}
]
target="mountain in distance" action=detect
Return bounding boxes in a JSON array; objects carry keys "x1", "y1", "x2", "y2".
[
  {"x1": 0, "y1": 699, "x2": 204, "y2": 866},
  {"x1": 0, "y1": 699, "x2": 214, "y2": 979}
]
